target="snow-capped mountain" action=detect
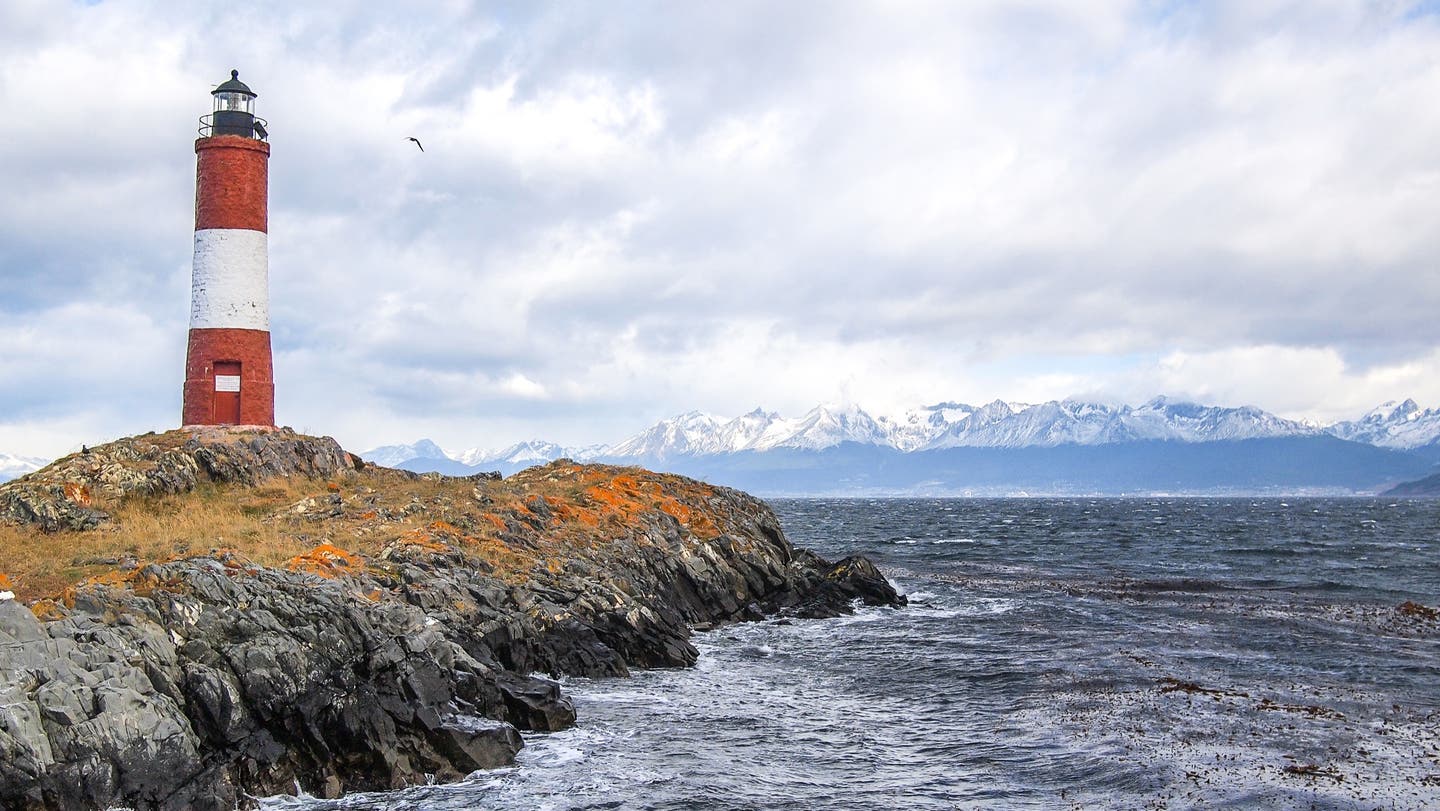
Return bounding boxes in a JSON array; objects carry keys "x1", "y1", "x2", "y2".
[
  {"x1": 0, "y1": 452, "x2": 47, "y2": 483},
  {"x1": 1325, "y1": 399, "x2": 1440, "y2": 449},
  {"x1": 715, "y1": 408, "x2": 785, "y2": 452},
  {"x1": 1124, "y1": 397, "x2": 1314, "y2": 442},
  {"x1": 359, "y1": 439, "x2": 450, "y2": 467},
  {"x1": 876, "y1": 402, "x2": 979, "y2": 451},
  {"x1": 606, "y1": 397, "x2": 1317, "y2": 457},
  {"x1": 751, "y1": 404, "x2": 892, "y2": 452},
  {"x1": 358, "y1": 397, "x2": 1440, "y2": 475},
  {"x1": 363, "y1": 438, "x2": 601, "y2": 470},
  {"x1": 599, "y1": 403, "x2": 917, "y2": 458},
  {"x1": 455, "y1": 440, "x2": 578, "y2": 467},
  {"x1": 919, "y1": 397, "x2": 1316, "y2": 450},
  {"x1": 606, "y1": 411, "x2": 730, "y2": 459}
]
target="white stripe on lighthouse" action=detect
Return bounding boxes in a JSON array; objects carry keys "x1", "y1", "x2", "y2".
[{"x1": 190, "y1": 229, "x2": 269, "y2": 330}]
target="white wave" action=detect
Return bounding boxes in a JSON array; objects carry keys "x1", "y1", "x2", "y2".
[
  {"x1": 539, "y1": 745, "x2": 586, "y2": 766},
  {"x1": 576, "y1": 687, "x2": 666, "y2": 704},
  {"x1": 964, "y1": 597, "x2": 1018, "y2": 616}
]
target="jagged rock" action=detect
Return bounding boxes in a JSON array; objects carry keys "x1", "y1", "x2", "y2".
[
  {"x1": 0, "y1": 483, "x2": 110, "y2": 532},
  {"x1": 767, "y1": 549, "x2": 908, "y2": 619},
  {"x1": 496, "y1": 672, "x2": 576, "y2": 731},
  {"x1": 0, "y1": 560, "x2": 535, "y2": 810},
  {"x1": 433, "y1": 715, "x2": 523, "y2": 772},
  {"x1": 0, "y1": 428, "x2": 353, "y2": 532},
  {"x1": 824, "y1": 555, "x2": 904, "y2": 606},
  {"x1": 185, "y1": 432, "x2": 353, "y2": 485}
]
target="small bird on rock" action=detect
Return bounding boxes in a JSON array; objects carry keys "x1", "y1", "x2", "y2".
[{"x1": 408, "y1": 136, "x2": 424, "y2": 152}]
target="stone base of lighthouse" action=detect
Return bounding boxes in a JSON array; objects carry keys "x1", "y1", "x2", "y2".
[{"x1": 182, "y1": 328, "x2": 274, "y2": 426}]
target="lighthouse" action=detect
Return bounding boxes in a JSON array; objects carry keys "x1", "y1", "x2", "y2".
[{"x1": 182, "y1": 70, "x2": 274, "y2": 426}]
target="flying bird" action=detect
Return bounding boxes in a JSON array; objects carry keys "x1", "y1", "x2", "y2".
[
  {"x1": 252, "y1": 120, "x2": 268, "y2": 139},
  {"x1": 408, "y1": 137, "x2": 424, "y2": 152}
]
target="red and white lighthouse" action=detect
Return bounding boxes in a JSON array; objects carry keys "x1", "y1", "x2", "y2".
[{"x1": 182, "y1": 70, "x2": 274, "y2": 426}]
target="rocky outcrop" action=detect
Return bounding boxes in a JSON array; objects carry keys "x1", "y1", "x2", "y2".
[
  {"x1": 0, "y1": 435, "x2": 903, "y2": 810},
  {"x1": 0, "y1": 427, "x2": 357, "y2": 532},
  {"x1": 0, "y1": 558, "x2": 531, "y2": 811},
  {"x1": 370, "y1": 487, "x2": 901, "y2": 679}
]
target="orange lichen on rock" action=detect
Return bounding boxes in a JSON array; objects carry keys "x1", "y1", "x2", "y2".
[
  {"x1": 393, "y1": 522, "x2": 457, "y2": 554},
  {"x1": 128, "y1": 569, "x2": 164, "y2": 598},
  {"x1": 30, "y1": 598, "x2": 66, "y2": 621},
  {"x1": 62, "y1": 482, "x2": 92, "y2": 506},
  {"x1": 583, "y1": 474, "x2": 653, "y2": 525},
  {"x1": 80, "y1": 569, "x2": 138, "y2": 589},
  {"x1": 543, "y1": 496, "x2": 601, "y2": 528},
  {"x1": 499, "y1": 462, "x2": 732, "y2": 544},
  {"x1": 285, "y1": 543, "x2": 364, "y2": 579},
  {"x1": 577, "y1": 470, "x2": 722, "y2": 539},
  {"x1": 656, "y1": 498, "x2": 721, "y2": 538},
  {"x1": 377, "y1": 517, "x2": 534, "y2": 582}
]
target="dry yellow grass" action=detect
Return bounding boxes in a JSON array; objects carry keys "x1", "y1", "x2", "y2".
[
  {"x1": 0, "y1": 461, "x2": 733, "y2": 604},
  {"x1": 0, "y1": 478, "x2": 319, "y2": 600}
]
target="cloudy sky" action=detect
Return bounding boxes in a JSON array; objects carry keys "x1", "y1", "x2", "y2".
[{"x1": 2, "y1": 0, "x2": 1438, "y2": 458}]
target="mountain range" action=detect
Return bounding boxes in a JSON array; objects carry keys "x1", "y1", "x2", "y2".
[
  {"x1": 4, "y1": 398, "x2": 1435, "y2": 493},
  {"x1": 357, "y1": 397, "x2": 1440, "y2": 496}
]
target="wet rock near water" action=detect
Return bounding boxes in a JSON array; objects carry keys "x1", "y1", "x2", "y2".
[{"x1": 0, "y1": 559, "x2": 537, "y2": 811}]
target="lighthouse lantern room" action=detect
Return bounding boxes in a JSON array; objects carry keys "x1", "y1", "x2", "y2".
[
  {"x1": 209, "y1": 69, "x2": 260, "y2": 137},
  {"x1": 182, "y1": 69, "x2": 275, "y2": 427}
]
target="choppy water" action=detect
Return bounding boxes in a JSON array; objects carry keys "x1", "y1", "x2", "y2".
[{"x1": 266, "y1": 498, "x2": 1440, "y2": 810}]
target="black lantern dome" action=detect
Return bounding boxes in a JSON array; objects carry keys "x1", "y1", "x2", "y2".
[
  {"x1": 213, "y1": 69, "x2": 255, "y2": 99},
  {"x1": 207, "y1": 70, "x2": 264, "y2": 139}
]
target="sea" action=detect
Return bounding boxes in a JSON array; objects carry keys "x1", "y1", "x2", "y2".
[{"x1": 265, "y1": 498, "x2": 1440, "y2": 810}]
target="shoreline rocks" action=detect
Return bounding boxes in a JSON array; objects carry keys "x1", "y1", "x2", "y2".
[{"x1": 0, "y1": 430, "x2": 904, "y2": 810}]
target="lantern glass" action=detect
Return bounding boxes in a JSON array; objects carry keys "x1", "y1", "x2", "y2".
[{"x1": 214, "y1": 92, "x2": 253, "y2": 114}]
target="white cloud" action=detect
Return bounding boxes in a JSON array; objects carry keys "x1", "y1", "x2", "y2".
[
  {"x1": 1138, "y1": 346, "x2": 1440, "y2": 424},
  {"x1": 2, "y1": 1, "x2": 1439, "y2": 457},
  {"x1": 499, "y1": 372, "x2": 547, "y2": 399}
]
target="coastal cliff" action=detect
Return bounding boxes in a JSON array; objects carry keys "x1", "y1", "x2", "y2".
[{"x1": 0, "y1": 428, "x2": 902, "y2": 810}]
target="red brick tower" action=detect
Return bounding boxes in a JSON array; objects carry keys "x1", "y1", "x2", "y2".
[{"x1": 182, "y1": 70, "x2": 274, "y2": 426}]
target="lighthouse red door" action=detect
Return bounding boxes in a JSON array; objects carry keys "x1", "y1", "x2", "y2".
[{"x1": 213, "y1": 361, "x2": 242, "y2": 424}]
